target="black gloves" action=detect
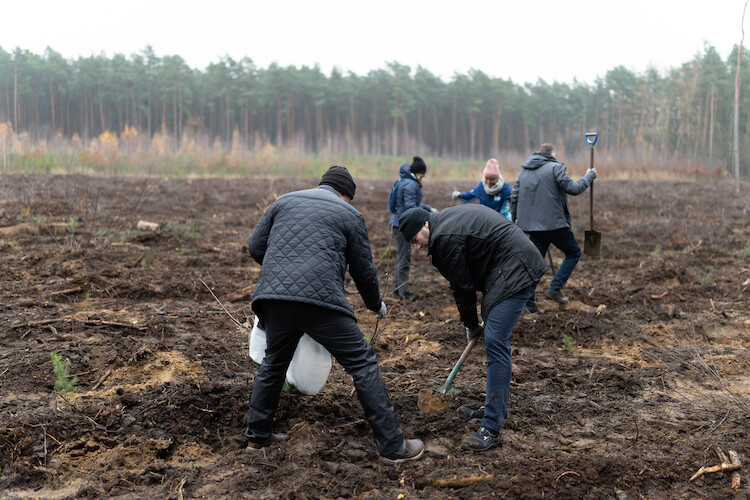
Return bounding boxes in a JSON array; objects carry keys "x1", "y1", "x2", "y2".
[{"x1": 465, "y1": 325, "x2": 484, "y2": 343}]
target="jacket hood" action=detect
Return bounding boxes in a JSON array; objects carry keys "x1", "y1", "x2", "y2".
[
  {"x1": 399, "y1": 162, "x2": 416, "y2": 180},
  {"x1": 522, "y1": 152, "x2": 556, "y2": 170}
]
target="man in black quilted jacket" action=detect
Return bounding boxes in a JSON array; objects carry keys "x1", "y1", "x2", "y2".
[
  {"x1": 399, "y1": 204, "x2": 547, "y2": 452},
  {"x1": 245, "y1": 166, "x2": 424, "y2": 465}
]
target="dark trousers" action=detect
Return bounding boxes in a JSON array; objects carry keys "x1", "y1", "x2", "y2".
[
  {"x1": 526, "y1": 228, "x2": 581, "y2": 306},
  {"x1": 245, "y1": 301, "x2": 404, "y2": 456},
  {"x1": 482, "y1": 285, "x2": 534, "y2": 432},
  {"x1": 392, "y1": 226, "x2": 412, "y2": 298}
]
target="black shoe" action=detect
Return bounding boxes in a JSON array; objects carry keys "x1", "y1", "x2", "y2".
[
  {"x1": 399, "y1": 292, "x2": 415, "y2": 302},
  {"x1": 462, "y1": 427, "x2": 500, "y2": 452},
  {"x1": 545, "y1": 289, "x2": 569, "y2": 304},
  {"x1": 246, "y1": 432, "x2": 289, "y2": 453},
  {"x1": 379, "y1": 439, "x2": 425, "y2": 465},
  {"x1": 525, "y1": 303, "x2": 545, "y2": 314},
  {"x1": 459, "y1": 405, "x2": 486, "y2": 419}
]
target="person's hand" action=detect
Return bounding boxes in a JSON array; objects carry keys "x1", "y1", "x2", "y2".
[
  {"x1": 586, "y1": 167, "x2": 597, "y2": 180},
  {"x1": 430, "y1": 207, "x2": 439, "y2": 214},
  {"x1": 375, "y1": 301, "x2": 387, "y2": 319},
  {"x1": 451, "y1": 190, "x2": 461, "y2": 200},
  {"x1": 465, "y1": 325, "x2": 483, "y2": 343}
]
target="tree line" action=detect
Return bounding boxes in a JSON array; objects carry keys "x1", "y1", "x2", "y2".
[{"x1": 0, "y1": 44, "x2": 748, "y2": 177}]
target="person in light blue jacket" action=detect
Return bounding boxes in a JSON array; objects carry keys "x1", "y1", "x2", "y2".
[{"x1": 451, "y1": 159, "x2": 513, "y2": 221}]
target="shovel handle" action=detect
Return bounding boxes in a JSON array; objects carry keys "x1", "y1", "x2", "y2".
[
  {"x1": 458, "y1": 335, "x2": 479, "y2": 363},
  {"x1": 590, "y1": 180, "x2": 595, "y2": 230},
  {"x1": 441, "y1": 336, "x2": 479, "y2": 392},
  {"x1": 587, "y1": 133, "x2": 596, "y2": 230}
]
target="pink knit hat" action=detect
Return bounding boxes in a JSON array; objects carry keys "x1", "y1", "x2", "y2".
[{"x1": 483, "y1": 159, "x2": 501, "y2": 180}]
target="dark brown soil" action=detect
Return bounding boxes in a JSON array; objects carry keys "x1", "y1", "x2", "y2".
[{"x1": 1, "y1": 173, "x2": 749, "y2": 499}]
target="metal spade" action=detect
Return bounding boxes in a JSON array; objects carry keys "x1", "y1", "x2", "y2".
[
  {"x1": 417, "y1": 336, "x2": 479, "y2": 414},
  {"x1": 583, "y1": 132, "x2": 601, "y2": 256}
]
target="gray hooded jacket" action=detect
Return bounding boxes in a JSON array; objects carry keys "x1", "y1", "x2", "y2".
[{"x1": 510, "y1": 152, "x2": 595, "y2": 232}]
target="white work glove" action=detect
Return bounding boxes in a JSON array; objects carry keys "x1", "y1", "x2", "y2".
[
  {"x1": 586, "y1": 167, "x2": 597, "y2": 180},
  {"x1": 375, "y1": 301, "x2": 387, "y2": 319},
  {"x1": 430, "y1": 207, "x2": 439, "y2": 214},
  {"x1": 465, "y1": 324, "x2": 484, "y2": 343},
  {"x1": 451, "y1": 190, "x2": 461, "y2": 200}
]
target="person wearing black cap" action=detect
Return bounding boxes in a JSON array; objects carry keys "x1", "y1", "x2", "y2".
[
  {"x1": 399, "y1": 204, "x2": 547, "y2": 452},
  {"x1": 245, "y1": 166, "x2": 424, "y2": 465},
  {"x1": 388, "y1": 155, "x2": 436, "y2": 301}
]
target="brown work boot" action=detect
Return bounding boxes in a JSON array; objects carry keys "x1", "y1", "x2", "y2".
[{"x1": 379, "y1": 439, "x2": 425, "y2": 465}]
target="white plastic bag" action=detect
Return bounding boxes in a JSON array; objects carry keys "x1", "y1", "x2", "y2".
[
  {"x1": 248, "y1": 316, "x2": 332, "y2": 395},
  {"x1": 248, "y1": 316, "x2": 267, "y2": 364},
  {"x1": 285, "y1": 334, "x2": 333, "y2": 395}
]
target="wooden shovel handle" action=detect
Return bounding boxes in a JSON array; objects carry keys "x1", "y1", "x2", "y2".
[
  {"x1": 589, "y1": 145, "x2": 595, "y2": 231},
  {"x1": 458, "y1": 335, "x2": 479, "y2": 364}
]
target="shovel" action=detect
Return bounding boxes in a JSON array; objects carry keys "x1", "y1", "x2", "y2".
[
  {"x1": 583, "y1": 132, "x2": 601, "y2": 256},
  {"x1": 417, "y1": 336, "x2": 479, "y2": 413}
]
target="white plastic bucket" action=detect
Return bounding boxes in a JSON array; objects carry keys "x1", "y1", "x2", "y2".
[{"x1": 248, "y1": 316, "x2": 332, "y2": 395}]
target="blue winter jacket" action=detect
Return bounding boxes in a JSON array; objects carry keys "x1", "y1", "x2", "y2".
[
  {"x1": 456, "y1": 181, "x2": 513, "y2": 220},
  {"x1": 389, "y1": 162, "x2": 433, "y2": 227}
]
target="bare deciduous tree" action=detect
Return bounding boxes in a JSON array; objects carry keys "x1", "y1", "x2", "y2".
[{"x1": 733, "y1": 0, "x2": 748, "y2": 192}]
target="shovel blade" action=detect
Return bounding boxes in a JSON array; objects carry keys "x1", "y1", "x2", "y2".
[
  {"x1": 434, "y1": 384, "x2": 460, "y2": 395},
  {"x1": 584, "y1": 230, "x2": 602, "y2": 256},
  {"x1": 417, "y1": 388, "x2": 452, "y2": 413}
]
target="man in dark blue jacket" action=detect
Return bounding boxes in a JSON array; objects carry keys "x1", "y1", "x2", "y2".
[
  {"x1": 246, "y1": 166, "x2": 424, "y2": 465},
  {"x1": 510, "y1": 144, "x2": 597, "y2": 312},
  {"x1": 399, "y1": 204, "x2": 547, "y2": 451},
  {"x1": 388, "y1": 156, "x2": 436, "y2": 301}
]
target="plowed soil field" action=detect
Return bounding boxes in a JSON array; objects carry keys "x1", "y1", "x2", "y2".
[{"x1": 1, "y1": 173, "x2": 749, "y2": 499}]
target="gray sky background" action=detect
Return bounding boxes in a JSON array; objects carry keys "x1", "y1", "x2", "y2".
[{"x1": 3, "y1": 0, "x2": 747, "y2": 84}]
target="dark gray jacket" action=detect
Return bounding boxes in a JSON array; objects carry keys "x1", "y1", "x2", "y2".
[
  {"x1": 510, "y1": 152, "x2": 595, "y2": 231},
  {"x1": 248, "y1": 185, "x2": 382, "y2": 319},
  {"x1": 426, "y1": 204, "x2": 548, "y2": 327}
]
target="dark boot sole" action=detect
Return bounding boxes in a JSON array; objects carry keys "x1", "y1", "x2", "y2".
[{"x1": 461, "y1": 440, "x2": 499, "y2": 452}]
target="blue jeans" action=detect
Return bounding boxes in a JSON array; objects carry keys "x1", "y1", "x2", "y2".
[
  {"x1": 526, "y1": 228, "x2": 581, "y2": 307},
  {"x1": 482, "y1": 284, "x2": 535, "y2": 433}
]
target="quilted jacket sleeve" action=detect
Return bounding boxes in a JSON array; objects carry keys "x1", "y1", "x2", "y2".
[
  {"x1": 345, "y1": 213, "x2": 382, "y2": 312},
  {"x1": 248, "y1": 203, "x2": 276, "y2": 264}
]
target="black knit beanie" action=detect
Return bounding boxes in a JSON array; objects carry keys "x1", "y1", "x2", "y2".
[
  {"x1": 410, "y1": 156, "x2": 427, "y2": 175},
  {"x1": 398, "y1": 207, "x2": 430, "y2": 242},
  {"x1": 319, "y1": 165, "x2": 356, "y2": 199}
]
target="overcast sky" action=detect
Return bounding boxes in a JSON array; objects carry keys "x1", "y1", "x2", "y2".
[{"x1": 2, "y1": 1, "x2": 747, "y2": 85}]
